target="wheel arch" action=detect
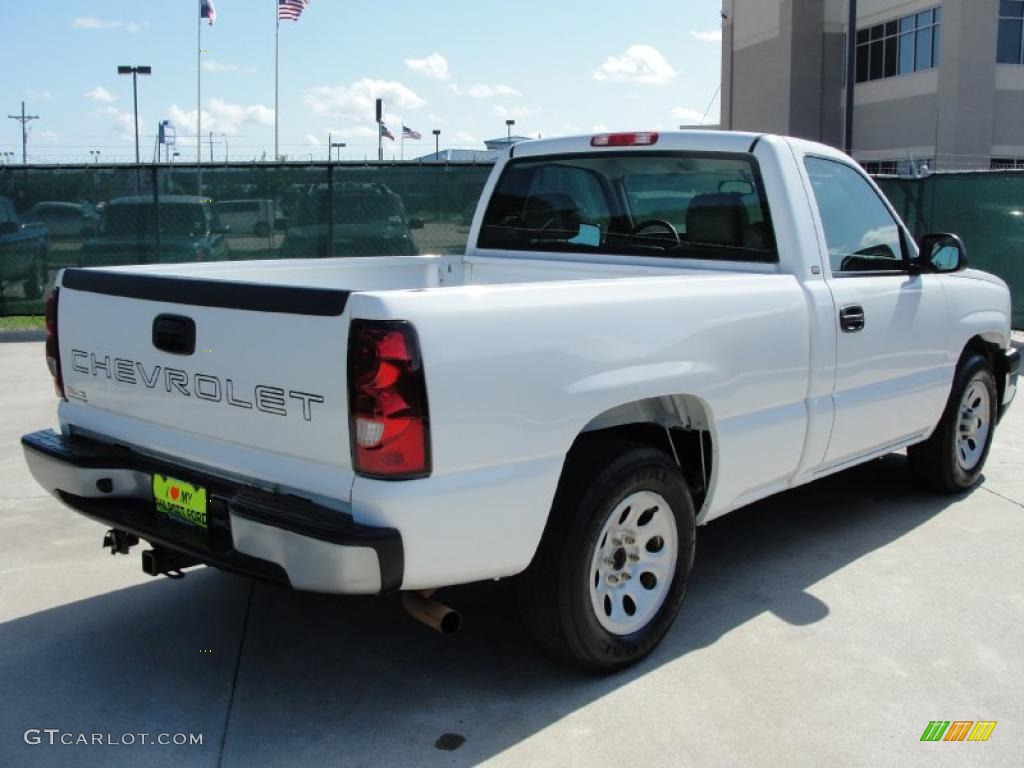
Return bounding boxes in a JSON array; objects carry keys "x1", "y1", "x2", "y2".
[{"x1": 567, "y1": 394, "x2": 717, "y2": 520}]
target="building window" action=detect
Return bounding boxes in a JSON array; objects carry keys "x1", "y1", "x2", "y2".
[
  {"x1": 856, "y1": 6, "x2": 941, "y2": 83},
  {"x1": 991, "y1": 157, "x2": 1024, "y2": 169},
  {"x1": 998, "y1": 1, "x2": 1024, "y2": 64},
  {"x1": 861, "y1": 160, "x2": 899, "y2": 175}
]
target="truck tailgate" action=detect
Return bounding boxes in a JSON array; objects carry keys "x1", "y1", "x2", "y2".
[{"x1": 56, "y1": 269, "x2": 354, "y2": 502}]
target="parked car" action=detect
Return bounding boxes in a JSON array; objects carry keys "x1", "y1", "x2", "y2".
[
  {"x1": 280, "y1": 182, "x2": 422, "y2": 258},
  {"x1": 215, "y1": 199, "x2": 286, "y2": 237},
  {"x1": 79, "y1": 195, "x2": 230, "y2": 266},
  {"x1": 21, "y1": 201, "x2": 100, "y2": 240},
  {"x1": 0, "y1": 196, "x2": 49, "y2": 299},
  {"x1": 22, "y1": 131, "x2": 1019, "y2": 670}
]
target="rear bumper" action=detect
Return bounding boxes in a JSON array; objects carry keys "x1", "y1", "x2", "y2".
[
  {"x1": 21, "y1": 429, "x2": 403, "y2": 594},
  {"x1": 999, "y1": 346, "x2": 1020, "y2": 422}
]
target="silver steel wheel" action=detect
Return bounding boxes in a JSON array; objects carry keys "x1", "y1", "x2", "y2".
[
  {"x1": 955, "y1": 377, "x2": 991, "y2": 471},
  {"x1": 589, "y1": 490, "x2": 678, "y2": 636}
]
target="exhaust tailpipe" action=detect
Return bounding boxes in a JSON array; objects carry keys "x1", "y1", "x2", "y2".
[{"x1": 402, "y1": 590, "x2": 462, "y2": 635}]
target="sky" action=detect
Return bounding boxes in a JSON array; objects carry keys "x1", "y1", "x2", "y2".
[{"x1": 1, "y1": 0, "x2": 723, "y2": 164}]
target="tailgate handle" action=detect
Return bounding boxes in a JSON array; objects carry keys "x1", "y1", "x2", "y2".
[{"x1": 152, "y1": 314, "x2": 196, "y2": 355}]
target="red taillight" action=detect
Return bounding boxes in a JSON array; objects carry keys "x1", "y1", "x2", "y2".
[
  {"x1": 591, "y1": 132, "x2": 659, "y2": 147},
  {"x1": 44, "y1": 288, "x2": 65, "y2": 400},
  {"x1": 348, "y1": 320, "x2": 430, "y2": 479}
]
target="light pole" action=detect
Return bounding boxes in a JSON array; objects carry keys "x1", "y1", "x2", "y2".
[
  {"x1": 330, "y1": 142, "x2": 346, "y2": 162},
  {"x1": 222, "y1": 134, "x2": 229, "y2": 164},
  {"x1": 432, "y1": 129, "x2": 440, "y2": 158},
  {"x1": 89, "y1": 150, "x2": 101, "y2": 165},
  {"x1": 506, "y1": 119, "x2": 515, "y2": 143},
  {"x1": 117, "y1": 66, "x2": 151, "y2": 166}
]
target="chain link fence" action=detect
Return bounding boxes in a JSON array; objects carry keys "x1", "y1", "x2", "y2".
[
  {"x1": 876, "y1": 171, "x2": 1024, "y2": 328},
  {"x1": 2, "y1": 163, "x2": 1021, "y2": 328},
  {"x1": 0, "y1": 162, "x2": 492, "y2": 315}
]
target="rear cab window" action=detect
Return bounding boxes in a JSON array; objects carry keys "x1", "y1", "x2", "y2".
[{"x1": 478, "y1": 152, "x2": 777, "y2": 262}]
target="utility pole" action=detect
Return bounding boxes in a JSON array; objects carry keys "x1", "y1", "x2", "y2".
[
  {"x1": 7, "y1": 101, "x2": 40, "y2": 164},
  {"x1": 433, "y1": 129, "x2": 440, "y2": 158},
  {"x1": 209, "y1": 131, "x2": 214, "y2": 163}
]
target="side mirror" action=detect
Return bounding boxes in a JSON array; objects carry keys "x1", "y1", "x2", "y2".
[
  {"x1": 408, "y1": 217, "x2": 425, "y2": 230},
  {"x1": 0, "y1": 221, "x2": 21, "y2": 236},
  {"x1": 916, "y1": 233, "x2": 967, "y2": 273}
]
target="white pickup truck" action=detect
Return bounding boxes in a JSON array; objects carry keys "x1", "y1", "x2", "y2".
[{"x1": 22, "y1": 131, "x2": 1019, "y2": 670}]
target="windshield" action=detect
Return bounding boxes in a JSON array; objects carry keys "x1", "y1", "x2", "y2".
[
  {"x1": 102, "y1": 203, "x2": 208, "y2": 237},
  {"x1": 478, "y1": 152, "x2": 776, "y2": 262}
]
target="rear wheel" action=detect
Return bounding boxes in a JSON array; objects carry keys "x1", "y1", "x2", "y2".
[
  {"x1": 908, "y1": 353, "x2": 997, "y2": 492},
  {"x1": 518, "y1": 441, "x2": 696, "y2": 671}
]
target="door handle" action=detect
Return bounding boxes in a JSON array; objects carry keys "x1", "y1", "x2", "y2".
[{"x1": 839, "y1": 304, "x2": 865, "y2": 333}]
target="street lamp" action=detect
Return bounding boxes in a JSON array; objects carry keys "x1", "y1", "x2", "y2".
[
  {"x1": 117, "y1": 66, "x2": 152, "y2": 166},
  {"x1": 89, "y1": 150, "x2": 101, "y2": 165},
  {"x1": 330, "y1": 141, "x2": 346, "y2": 162},
  {"x1": 222, "y1": 133, "x2": 229, "y2": 164},
  {"x1": 506, "y1": 119, "x2": 515, "y2": 142},
  {"x1": 432, "y1": 129, "x2": 441, "y2": 158}
]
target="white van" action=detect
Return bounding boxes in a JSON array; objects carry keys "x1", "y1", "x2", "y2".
[{"x1": 215, "y1": 199, "x2": 284, "y2": 237}]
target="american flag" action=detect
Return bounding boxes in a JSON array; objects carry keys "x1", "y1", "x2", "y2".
[
  {"x1": 200, "y1": 0, "x2": 216, "y2": 25},
  {"x1": 402, "y1": 126, "x2": 422, "y2": 140},
  {"x1": 278, "y1": 0, "x2": 310, "y2": 21},
  {"x1": 379, "y1": 123, "x2": 395, "y2": 142}
]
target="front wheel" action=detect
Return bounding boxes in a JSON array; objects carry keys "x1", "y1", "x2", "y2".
[
  {"x1": 518, "y1": 441, "x2": 696, "y2": 671},
  {"x1": 908, "y1": 353, "x2": 997, "y2": 492}
]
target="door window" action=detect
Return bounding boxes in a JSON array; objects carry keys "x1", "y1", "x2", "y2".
[{"x1": 805, "y1": 156, "x2": 905, "y2": 274}]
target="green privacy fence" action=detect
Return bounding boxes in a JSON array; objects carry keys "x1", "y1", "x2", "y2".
[
  {"x1": 876, "y1": 171, "x2": 1024, "y2": 328},
  {"x1": 2, "y1": 163, "x2": 1022, "y2": 327},
  {"x1": 0, "y1": 162, "x2": 493, "y2": 315}
]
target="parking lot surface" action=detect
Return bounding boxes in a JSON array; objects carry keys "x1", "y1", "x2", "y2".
[{"x1": 1, "y1": 340, "x2": 1021, "y2": 767}]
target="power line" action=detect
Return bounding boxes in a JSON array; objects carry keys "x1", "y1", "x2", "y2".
[{"x1": 6, "y1": 101, "x2": 40, "y2": 164}]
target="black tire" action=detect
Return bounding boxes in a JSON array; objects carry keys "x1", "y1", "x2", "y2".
[
  {"x1": 908, "y1": 353, "x2": 998, "y2": 492},
  {"x1": 23, "y1": 253, "x2": 47, "y2": 300},
  {"x1": 518, "y1": 440, "x2": 696, "y2": 671}
]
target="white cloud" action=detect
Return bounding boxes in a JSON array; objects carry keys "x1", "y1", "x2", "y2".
[
  {"x1": 304, "y1": 133, "x2": 321, "y2": 146},
  {"x1": 593, "y1": 44, "x2": 677, "y2": 84},
  {"x1": 691, "y1": 29, "x2": 722, "y2": 43},
  {"x1": 453, "y1": 131, "x2": 478, "y2": 145},
  {"x1": 26, "y1": 89, "x2": 54, "y2": 102},
  {"x1": 93, "y1": 106, "x2": 138, "y2": 138},
  {"x1": 167, "y1": 99, "x2": 275, "y2": 136},
  {"x1": 447, "y1": 83, "x2": 463, "y2": 96},
  {"x1": 492, "y1": 105, "x2": 537, "y2": 120},
  {"x1": 306, "y1": 79, "x2": 425, "y2": 119},
  {"x1": 672, "y1": 106, "x2": 706, "y2": 125},
  {"x1": 404, "y1": 53, "x2": 450, "y2": 80},
  {"x1": 428, "y1": 113, "x2": 445, "y2": 124},
  {"x1": 85, "y1": 86, "x2": 116, "y2": 103},
  {"x1": 592, "y1": 123, "x2": 610, "y2": 133},
  {"x1": 203, "y1": 60, "x2": 240, "y2": 73},
  {"x1": 73, "y1": 17, "x2": 145, "y2": 33},
  {"x1": 33, "y1": 130, "x2": 60, "y2": 144},
  {"x1": 467, "y1": 84, "x2": 521, "y2": 99}
]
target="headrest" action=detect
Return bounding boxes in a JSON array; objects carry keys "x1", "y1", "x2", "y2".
[{"x1": 685, "y1": 192, "x2": 750, "y2": 248}]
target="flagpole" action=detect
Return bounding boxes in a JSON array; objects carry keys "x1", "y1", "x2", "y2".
[
  {"x1": 197, "y1": 0, "x2": 203, "y2": 192},
  {"x1": 274, "y1": 0, "x2": 279, "y2": 161},
  {"x1": 401, "y1": 128, "x2": 404, "y2": 161}
]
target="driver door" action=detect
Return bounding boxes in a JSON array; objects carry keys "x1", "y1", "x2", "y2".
[{"x1": 803, "y1": 156, "x2": 949, "y2": 467}]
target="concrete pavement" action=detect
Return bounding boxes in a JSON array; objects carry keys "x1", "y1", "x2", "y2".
[{"x1": 0, "y1": 340, "x2": 1021, "y2": 767}]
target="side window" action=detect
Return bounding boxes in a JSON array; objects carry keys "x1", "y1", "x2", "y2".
[{"x1": 804, "y1": 156, "x2": 905, "y2": 274}]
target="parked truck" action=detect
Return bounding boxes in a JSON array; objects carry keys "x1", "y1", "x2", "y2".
[
  {"x1": 22, "y1": 131, "x2": 1019, "y2": 670},
  {"x1": 0, "y1": 196, "x2": 49, "y2": 299}
]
